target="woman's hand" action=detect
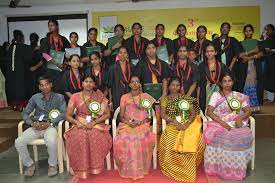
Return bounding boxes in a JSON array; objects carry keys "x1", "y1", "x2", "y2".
[
  {"x1": 219, "y1": 121, "x2": 231, "y2": 130},
  {"x1": 76, "y1": 121, "x2": 84, "y2": 129},
  {"x1": 112, "y1": 41, "x2": 122, "y2": 50},
  {"x1": 235, "y1": 119, "x2": 243, "y2": 128}
]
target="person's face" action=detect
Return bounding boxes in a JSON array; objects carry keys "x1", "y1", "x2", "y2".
[
  {"x1": 169, "y1": 80, "x2": 181, "y2": 94},
  {"x1": 205, "y1": 46, "x2": 217, "y2": 60},
  {"x1": 197, "y1": 27, "x2": 206, "y2": 39},
  {"x1": 30, "y1": 35, "x2": 38, "y2": 44},
  {"x1": 90, "y1": 54, "x2": 101, "y2": 67},
  {"x1": 264, "y1": 26, "x2": 273, "y2": 36},
  {"x1": 188, "y1": 51, "x2": 197, "y2": 61},
  {"x1": 156, "y1": 26, "x2": 165, "y2": 37},
  {"x1": 115, "y1": 27, "x2": 124, "y2": 37},
  {"x1": 132, "y1": 25, "x2": 142, "y2": 36},
  {"x1": 118, "y1": 48, "x2": 128, "y2": 61},
  {"x1": 39, "y1": 80, "x2": 52, "y2": 94},
  {"x1": 177, "y1": 47, "x2": 188, "y2": 59},
  {"x1": 146, "y1": 44, "x2": 157, "y2": 57},
  {"x1": 70, "y1": 34, "x2": 78, "y2": 44},
  {"x1": 244, "y1": 27, "x2": 253, "y2": 39},
  {"x1": 70, "y1": 56, "x2": 80, "y2": 69},
  {"x1": 130, "y1": 77, "x2": 141, "y2": 91},
  {"x1": 48, "y1": 22, "x2": 58, "y2": 33},
  {"x1": 88, "y1": 31, "x2": 97, "y2": 41},
  {"x1": 82, "y1": 77, "x2": 95, "y2": 91},
  {"x1": 221, "y1": 76, "x2": 234, "y2": 91},
  {"x1": 220, "y1": 24, "x2": 230, "y2": 35},
  {"x1": 178, "y1": 26, "x2": 186, "y2": 37}
]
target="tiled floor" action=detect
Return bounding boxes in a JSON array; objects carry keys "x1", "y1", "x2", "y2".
[{"x1": 0, "y1": 138, "x2": 275, "y2": 183}]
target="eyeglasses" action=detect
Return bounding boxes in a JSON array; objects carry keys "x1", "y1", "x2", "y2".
[{"x1": 131, "y1": 81, "x2": 140, "y2": 84}]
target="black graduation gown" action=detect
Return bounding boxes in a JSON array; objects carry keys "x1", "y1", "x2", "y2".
[
  {"x1": 137, "y1": 57, "x2": 169, "y2": 84},
  {"x1": 105, "y1": 38, "x2": 125, "y2": 69},
  {"x1": 193, "y1": 39, "x2": 212, "y2": 62},
  {"x1": 198, "y1": 61, "x2": 230, "y2": 112},
  {"x1": 61, "y1": 69, "x2": 84, "y2": 102},
  {"x1": 82, "y1": 41, "x2": 106, "y2": 57},
  {"x1": 170, "y1": 61, "x2": 199, "y2": 97},
  {"x1": 173, "y1": 37, "x2": 195, "y2": 54},
  {"x1": 151, "y1": 37, "x2": 174, "y2": 56},
  {"x1": 124, "y1": 36, "x2": 149, "y2": 66},
  {"x1": 263, "y1": 36, "x2": 275, "y2": 93},
  {"x1": 40, "y1": 34, "x2": 70, "y2": 93},
  {"x1": 85, "y1": 67, "x2": 108, "y2": 94},
  {"x1": 6, "y1": 43, "x2": 33, "y2": 103},
  {"x1": 107, "y1": 62, "x2": 134, "y2": 110}
]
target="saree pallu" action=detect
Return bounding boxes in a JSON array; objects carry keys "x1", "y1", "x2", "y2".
[
  {"x1": 65, "y1": 124, "x2": 112, "y2": 179},
  {"x1": 243, "y1": 60, "x2": 260, "y2": 111},
  {"x1": 159, "y1": 116, "x2": 205, "y2": 182},
  {"x1": 114, "y1": 123, "x2": 155, "y2": 180},
  {"x1": 204, "y1": 121, "x2": 254, "y2": 180},
  {"x1": 0, "y1": 70, "x2": 8, "y2": 108}
]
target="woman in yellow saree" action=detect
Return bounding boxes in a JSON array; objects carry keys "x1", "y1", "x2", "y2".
[{"x1": 159, "y1": 77, "x2": 205, "y2": 182}]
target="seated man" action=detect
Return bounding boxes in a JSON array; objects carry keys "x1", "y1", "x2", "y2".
[{"x1": 15, "y1": 75, "x2": 66, "y2": 177}]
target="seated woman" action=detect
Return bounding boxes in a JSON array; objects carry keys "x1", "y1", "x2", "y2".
[
  {"x1": 159, "y1": 77, "x2": 205, "y2": 182},
  {"x1": 114, "y1": 75, "x2": 156, "y2": 180},
  {"x1": 204, "y1": 72, "x2": 254, "y2": 181},
  {"x1": 65, "y1": 74, "x2": 112, "y2": 179}
]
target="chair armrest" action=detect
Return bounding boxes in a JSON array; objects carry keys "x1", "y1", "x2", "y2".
[
  {"x1": 152, "y1": 109, "x2": 157, "y2": 135},
  {"x1": 18, "y1": 121, "x2": 25, "y2": 137},
  {"x1": 105, "y1": 119, "x2": 109, "y2": 125},
  {"x1": 162, "y1": 119, "x2": 166, "y2": 132},
  {"x1": 65, "y1": 121, "x2": 70, "y2": 132},
  {"x1": 249, "y1": 116, "x2": 255, "y2": 137},
  {"x1": 112, "y1": 107, "x2": 120, "y2": 141},
  {"x1": 58, "y1": 120, "x2": 64, "y2": 139}
]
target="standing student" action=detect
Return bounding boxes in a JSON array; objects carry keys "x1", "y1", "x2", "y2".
[
  {"x1": 170, "y1": 46, "x2": 199, "y2": 97},
  {"x1": 150, "y1": 24, "x2": 174, "y2": 64},
  {"x1": 173, "y1": 24, "x2": 195, "y2": 55},
  {"x1": 82, "y1": 28, "x2": 106, "y2": 64},
  {"x1": 107, "y1": 46, "x2": 134, "y2": 111},
  {"x1": 212, "y1": 22, "x2": 241, "y2": 71},
  {"x1": 86, "y1": 52, "x2": 108, "y2": 96},
  {"x1": 29, "y1": 33, "x2": 44, "y2": 94},
  {"x1": 238, "y1": 24, "x2": 263, "y2": 111},
  {"x1": 67, "y1": 32, "x2": 85, "y2": 57},
  {"x1": 62, "y1": 54, "x2": 84, "y2": 102},
  {"x1": 6, "y1": 30, "x2": 33, "y2": 111},
  {"x1": 263, "y1": 24, "x2": 275, "y2": 103},
  {"x1": 104, "y1": 24, "x2": 125, "y2": 67},
  {"x1": 124, "y1": 22, "x2": 149, "y2": 67},
  {"x1": 198, "y1": 44, "x2": 230, "y2": 112},
  {"x1": 137, "y1": 42, "x2": 169, "y2": 97},
  {"x1": 194, "y1": 25, "x2": 212, "y2": 63},
  {"x1": 40, "y1": 19, "x2": 70, "y2": 92}
]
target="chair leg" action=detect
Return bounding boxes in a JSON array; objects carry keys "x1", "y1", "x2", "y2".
[
  {"x1": 153, "y1": 146, "x2": 157, "y2": 169},
  {"x1": 58, "y1": 138, "x2": 64, "y2": 173},
  {"x1": 251, "y1": 157, "x2": 255, "y2": 170},
  {"x1": 33, "y1": 145, "x2": 38, "y2": 162},
  {"x1": 19, "y1": 155, "x2": 23, "y2": 174},
  {"x1": 106, "y1": 152, "x2": 111, "y2": 170}
]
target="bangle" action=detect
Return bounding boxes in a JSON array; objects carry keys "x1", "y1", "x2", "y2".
[{"x1": 167, "y1": 116, "x2": 171, "y2": 122}]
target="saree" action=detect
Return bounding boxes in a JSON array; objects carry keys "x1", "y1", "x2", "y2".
[
  {"x1": 204, "y1": 91, "x2": 254, "y2": 180},
  {"x1": 159, "y1": 95, "x2": 205, "y2": 182},
  {"x1": 64, "y1": 90, "x2": 112, "y2": 179},
  {"x1": 114, "y1": 93, "x2": 156, "y2": 180},
  {"x1": 0, "y1": 70, "x2": 8, "y2": 108}
]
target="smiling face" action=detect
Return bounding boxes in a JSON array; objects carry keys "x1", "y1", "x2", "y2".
[
  {"x1": 70, "y1": 33, "x2": 78, "y2": 44},
  {"x1": 88, "y1": 30, "x2": 97, "y2": 41},
  {"x1": 244, "y1": 26, "x2": 254, "y2": 39},
  {"x1": 177, "y1": 46, "x2": 188, "y2": 60},
  {"x1": 205, "y1": 45, "x2": 217, "y2": 60},
  {"x1": 118, "y1": 47, "x2": 128, "y2": 61},
  {"x1": 82, "y1": 77, "x2": 95, "y2": 91},
  {"x1": 146, "y1": 44, "x2": 157, "y2": 57},
  {"x1": 220, "y1": 24, "x2": 230, "y2": 36},
  {"x1": 70, "y1": 55, "x2": 80, "y2": 69},
  {"x1": 90, "y1": 54, "x2": 101, "y2": 67},
  {"x1": 177, "y1": 26, "x2": 187, "y2": 38},
  {"x1": 132, "y1": 24, "x2": 142, "y2": 36},
  {"x1": 169, "y1": 79, "x2": 181, "y2": 94},
  {"x1": 156, "y1": 25, "x2": 165, "y2": 37},
  {"x1": 129, "y1": 76, "x2": 141, "y2": 91},
  {"x1": 197, "y1": 27, "x2": 207, "y2": 39}
]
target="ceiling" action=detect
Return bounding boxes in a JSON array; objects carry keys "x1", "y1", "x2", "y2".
[{"x1": 0, "y1": 0, "x2": 166, "y2": 6}]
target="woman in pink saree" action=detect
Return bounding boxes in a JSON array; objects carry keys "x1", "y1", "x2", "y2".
[
  {"x1": 204, "y1": 72, "x2": 254, "y2": 181},
  {"x1": 114, "y1": 75, "x2": 156, "y2": 180},
  {"x1": 65, "y1": 74, "x2": 112, "y2": 179}
]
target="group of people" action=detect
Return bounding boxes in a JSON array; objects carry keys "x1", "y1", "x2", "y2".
[{"x1": 1, "y1": 19, "x2": 274, "y2": 182}]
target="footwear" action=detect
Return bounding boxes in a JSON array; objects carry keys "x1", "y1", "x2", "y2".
[
  {"x1": 24, "y1": 164, "x2": 35, "y2": 177},
  {"x1": 48, "y1": 166, "x2": 58, "y2": 177}
]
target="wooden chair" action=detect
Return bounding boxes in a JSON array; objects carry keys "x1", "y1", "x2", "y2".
[{"x1": 112, "y1": 107, "x2": 158, "y2": 170}]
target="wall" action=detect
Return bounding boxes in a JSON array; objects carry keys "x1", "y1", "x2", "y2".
[{"x1": 0, "y1": 0, "x2": 274, "y2": 44}]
